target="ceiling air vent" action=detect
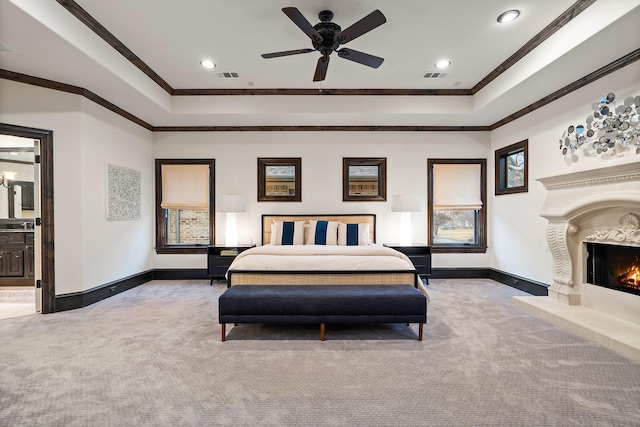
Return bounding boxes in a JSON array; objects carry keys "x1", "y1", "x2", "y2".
[
  {"x1": 423, "y1": 72, "x2": 447, "y2": 79},
  {"x1": 215, "y1": 72, "x2": 240, "y2": 79}
]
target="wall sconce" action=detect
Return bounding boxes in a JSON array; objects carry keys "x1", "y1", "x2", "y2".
[
  {"x1": 391, "y1": 194, "x2": 421, "y2": 246},
  {"x1": 0, "y1": 171, "x2": 17, "y2": 188},
  {"x1": 219, "y1": 195, "x2": 246, "y2": 246}
]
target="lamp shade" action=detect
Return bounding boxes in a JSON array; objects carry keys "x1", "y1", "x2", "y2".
[
  {"x1": 219, "y1": 194, "x2": 246, "y2": 213},
  {"x1": 391, "y1": 194, "x2": 421, "y2": 212}
]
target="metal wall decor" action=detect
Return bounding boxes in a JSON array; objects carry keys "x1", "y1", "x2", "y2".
[{"x1": 560, "y1": 93, "x2": 640, "y2": 162}]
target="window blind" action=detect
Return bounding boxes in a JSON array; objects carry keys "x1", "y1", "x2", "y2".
[
  {"x1": 160, "y1": 164, "x2": 209, "y2": 209},
  {"x1": 433, "y1": 163, "x2": 482, "y2": 210}
]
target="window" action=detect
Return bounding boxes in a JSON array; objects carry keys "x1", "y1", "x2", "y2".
[
  {"x1": 155, "y1": 159, "x2": 215, "y2": 254},
  {"x1": 427, "y1": 159, "x2": 487, "y2": 253},
  {"x1": 495, "y1": 139, "x2": 528, "y2": 195}
]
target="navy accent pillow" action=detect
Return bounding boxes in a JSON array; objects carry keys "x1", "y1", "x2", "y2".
[
  {"x1": 346, "y1": 223, "x2": 359, "y2": 245},
  {"x1": 315, "y1": 220, "x2": 328, "y2": 244},
  {"x1": 281, "y1": 221, "x2": 295, "y2": 245}
]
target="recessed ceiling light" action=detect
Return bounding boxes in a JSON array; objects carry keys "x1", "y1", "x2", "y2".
[
  {"x1": 435, "y1": 59, "x2": 451, "y2": 69},
  {"x1": 200, "y1": 59, "x2": 216, "y2": 69},
  {"x1": 497, "y1": 10, "x2": 520, "y2": 24}
]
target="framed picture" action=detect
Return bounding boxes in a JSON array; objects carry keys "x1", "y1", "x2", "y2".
[
  {"x1": 343, "y1": 157, "x2": 387, "y2": 201},
  {"x1": 495, "y1": 140, "x2": 528, "y2": 195},
  {"x1": 258, "y1": 157, "x2": 301, "y2": 202}
]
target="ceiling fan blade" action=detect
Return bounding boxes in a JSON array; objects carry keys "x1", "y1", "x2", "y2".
[
  {"x1": 334, "y1": 10, "x2": 386, "y2": 45},
  {"x1": 282, "y1": 7, "x2": 323, "y2": 43},
  {"x1": 261, "y1": 48, "x2": 314, "y2": 59},
  {"x1": 313, "y1": 56, "x2": 330, "y2": 82},
  {"x1": 337, "y1": 48, "x2": 384, "y2": 68}
]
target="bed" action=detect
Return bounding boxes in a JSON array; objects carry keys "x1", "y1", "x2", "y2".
[{"x1": 226, "y1": 214, "x2": 430, "y2": 299}]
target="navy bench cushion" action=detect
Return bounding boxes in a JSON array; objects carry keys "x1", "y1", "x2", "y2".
[{"x1": 219, "y1": 285, "x2": 426, "y2": 318}]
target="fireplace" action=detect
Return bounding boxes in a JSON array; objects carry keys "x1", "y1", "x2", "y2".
[{"x1": 586, "y1": 243, "x2": 640, "y2": 296}]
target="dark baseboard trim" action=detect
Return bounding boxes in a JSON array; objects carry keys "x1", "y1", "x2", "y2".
[
  {"x1": 431, "y1": 268, "x2": 490, "y2": 279},
  {"x1": 487, "y1": 268, "x2": 549, "y2": 296},
  {"x1": 151, "y1": 268, "x2": 208, "y2": 280},
  {"x1": 55, "y1": 270, "x2": 155, "y2": 312},
  {"x1": 53, "y1": 267, "x2": 548, "y2": 312},
  {"x1": 431, "y1": 267, "x2": 549, "y2": 296}
]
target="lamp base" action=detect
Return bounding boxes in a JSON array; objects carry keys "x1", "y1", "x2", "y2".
[
  {"x1": 225, "y1": 212, "x2": 238, "y2": 247},
  {"x1": 399, "y1": 212, "x2": 412, "y2": 246}
]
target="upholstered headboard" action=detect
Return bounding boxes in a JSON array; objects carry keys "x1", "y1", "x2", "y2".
[{"x1": 261, "y1": 214, "x2": 376, "y2": 246}]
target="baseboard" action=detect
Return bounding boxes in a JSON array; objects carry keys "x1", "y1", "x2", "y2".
[
  {"x1": 431, "y1": 268, "x2": 490, "y2": 279},
  {"x1": 55, "y1": 270, "x2": 155, "y2": 312},
  {"x1": 152, "y1": 268, "x2": 208, "y2": 280},
  {"x1": 54, "y1": 267, "x2": 548, "y2": 312},
  {"x1": 487, "y1": 269, "x2": 549, "y2": 296}
]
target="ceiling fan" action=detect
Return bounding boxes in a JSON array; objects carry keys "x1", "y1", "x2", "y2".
[{"x1": 261, "y1": 7, "x2": 387, "y2": 82}]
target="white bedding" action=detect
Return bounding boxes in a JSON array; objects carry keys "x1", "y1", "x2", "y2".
[{"x1": 227, "y1": 244, "x2": 431, "y2": 301}]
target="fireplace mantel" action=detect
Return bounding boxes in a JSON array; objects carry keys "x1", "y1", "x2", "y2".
[{"x1": 515, "y1": 156, "x2": 640, "y2": 362}]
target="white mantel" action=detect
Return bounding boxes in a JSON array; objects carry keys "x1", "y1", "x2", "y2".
[
  {"x1": 537, "y1": 156, "x2": 640, "y2": 308},
  {"x1": 514, "y1": 155, "x2": 640, "y2": 362}
]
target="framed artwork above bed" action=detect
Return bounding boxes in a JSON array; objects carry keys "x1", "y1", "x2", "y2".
[
  {"x1": 258, "y1": 157, "x2": 301, "y2": 202},
  {"x1": 343, "y1": 158, "x2": 387, "y2": 202}
]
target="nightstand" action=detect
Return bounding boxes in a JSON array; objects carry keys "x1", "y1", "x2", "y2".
[
  {"x1": 207, "y1": 245, "x2": 255, "y2": 285},
  {"x1": 383, "y1": 244, "x2": 432, "y2": 284}
]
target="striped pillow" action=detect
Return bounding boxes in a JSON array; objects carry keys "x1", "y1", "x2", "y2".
[
  {"x1": 337, "y1": 222, "x2": 372, "y2": 246},
  {"x1": 305, "y1": 220, "x2": 339, "y2": 245},
  {"x1": 272, "y1": 221, "x2": 305, "y2": 245}
]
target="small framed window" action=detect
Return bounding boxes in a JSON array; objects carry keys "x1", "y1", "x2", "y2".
[
  {"x1": 343, "y1": 157, "x2": 387, "y2": 202},
  {"x1": 495, "y1": 140, "x2": 528, "y2": 195},
  {"x1": 258, "y1": 158, "x2": 301, "y2": 202},
  {"x1": 155, "y1": 159, "x2": 215, "y2": 254},
  {"x1": 428, "y1": 159, "x2": 487, "y2": 253}
]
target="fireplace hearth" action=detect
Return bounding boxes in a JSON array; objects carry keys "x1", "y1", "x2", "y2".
[{"x1": 587, "y1": 243, "x2": 640, "y2": 296}]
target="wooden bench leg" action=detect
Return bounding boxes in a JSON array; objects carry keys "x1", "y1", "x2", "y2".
[
  {"x1": 418, "y1": 323, "x2": 424, "y2": 341},
  {"x1": 320, "y1": 323, "x2": 326, "y2": 341},
  {"x1": 221, "y1": 323, "x2": 226, "y2": 342}
]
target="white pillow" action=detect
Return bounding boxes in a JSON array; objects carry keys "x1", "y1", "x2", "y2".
[
  {"x1": 271, "y1": 220, "x2": 305, "y2": 245},
  {"x1": 337, "y1": 222, "x2": 372, "y2": 246},
  {"x1": 305, "y1": 220, "x2": 339, "y2": 245}
]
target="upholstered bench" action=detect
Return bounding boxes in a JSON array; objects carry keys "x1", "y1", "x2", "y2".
[{"x1": 218, "y1": 284, "x2": 427, "y2": 341}]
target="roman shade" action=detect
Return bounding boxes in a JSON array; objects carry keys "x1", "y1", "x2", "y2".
[
  {"x1": 433, "y1": 163, "x2": 482, "y2": 210},
  {"x1": 160, "y1": 164, "x2": 209, "y2": 209}
]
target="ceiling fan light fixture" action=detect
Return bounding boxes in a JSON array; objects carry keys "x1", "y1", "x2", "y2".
[
  {"x1": 200, "y1": 59, "x2": 216, "y2": 69},
  {"x1": 497, "y1": 10, "x2": 520, "y2": 24},
  {"x1": 435, "y1": 59, "x2": 451, "y2": 69}
]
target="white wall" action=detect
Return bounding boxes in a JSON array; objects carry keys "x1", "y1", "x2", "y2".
[
  {"x1": 2, "y1": 60, "x2": 638, "y2": 294},
  {"x1": 0, "y1": 79, "x2": 154, "y2": 295},
  {"x1": 152, "y1": 131, "x2": 492, "y2": 269},
  {"x1": 490, "y1": 60, "x2": 640, "y2": 284}
]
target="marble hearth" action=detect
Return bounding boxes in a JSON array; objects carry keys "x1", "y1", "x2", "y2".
[{"x1": 513, "y1": 156, "x2": 640, "y2": 362}]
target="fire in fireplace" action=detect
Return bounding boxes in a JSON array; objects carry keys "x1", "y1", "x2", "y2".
[{"x1": 587, "y1": 243, "x2": 640, "y2": 296}]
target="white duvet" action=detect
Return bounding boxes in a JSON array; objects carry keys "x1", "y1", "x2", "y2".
[{"x1": 228, "y1": 244, "x2": 431, "y2": 300}]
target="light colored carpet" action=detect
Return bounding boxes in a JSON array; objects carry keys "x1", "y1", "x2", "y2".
[{"x1": 0, "y1": 279, "x2": 638, "y2": 426}]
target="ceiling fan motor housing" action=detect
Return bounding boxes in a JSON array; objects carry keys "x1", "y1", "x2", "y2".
[{"x1": 313, "y1": 11, "x2": 341, "y2": 55}]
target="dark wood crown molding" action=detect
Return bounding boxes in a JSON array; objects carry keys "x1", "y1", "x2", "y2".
[
  {"x1": 490, "y1": 48, "x2": 640, "y2": 130},
  {"x1": 55, "y1": 0, "x2": 173, "y2": 95},
  {"x1": 0, "y1": 69, "x2": 153, "y2": 131},
  {"x1": 59, "y1": 0, "x2": 594, "y2": 98},
  {"x1": 472, "y1": 0, "x2": 597, "y2": 94},
  {"x1": 153, "y1": 125, "x2": 490, "y2": 132},
  {"x1": 172, "y1": 88, "x2": 473, "y2": 96},
  {"x1": 3, "y1": 47, "x2": 638, "y2": 133}
]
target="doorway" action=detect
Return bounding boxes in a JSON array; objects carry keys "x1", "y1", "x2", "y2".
[{"x1": 0, "y1": 123, "x2": 54, "y2": 313}]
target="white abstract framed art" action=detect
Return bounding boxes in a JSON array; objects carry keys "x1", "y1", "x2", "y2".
[{"x1": 106, "y1": 163, "x2": 141, "y2": 220}]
